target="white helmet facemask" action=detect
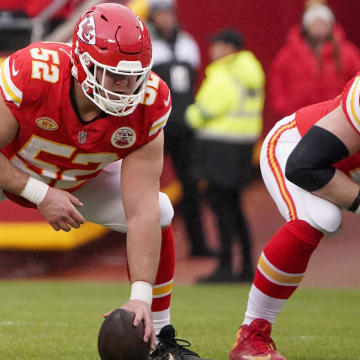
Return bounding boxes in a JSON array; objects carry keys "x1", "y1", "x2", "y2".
[{"x1": 76, "y1": 50, "x2": 152, "y2": 116}]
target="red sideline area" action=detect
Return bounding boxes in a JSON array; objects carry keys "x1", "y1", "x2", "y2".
[
  {"x1": 0, "y1": 201, "x2": 42, "y2": 222},
  {"x1": 1, "y1": 156, "x2": 360, "y2": 287},
  {"x1": 0, "y1": 156, "x2": 190, "y2": 279},
  {"x1": 0, "y1": 157, "x2": 181, "y2": 255}
]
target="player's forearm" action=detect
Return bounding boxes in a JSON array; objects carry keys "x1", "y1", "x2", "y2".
[
  {"x1": 0, "y1": 152, "x2": 29, "y2": 194},
  {"x1": 126, "y1": 214, "x2": 161, "y2": 285}
]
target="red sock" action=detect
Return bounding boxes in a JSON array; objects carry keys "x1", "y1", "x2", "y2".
[
  {"x1": 152, "y1": 224, "x2": 175, "y2": 312},
  {"x1": 254, "y1": 219, "x2": 323, "y2": 299},
  {"x1": 126, "y1": 224, "x2": 175, "y2": 311}
]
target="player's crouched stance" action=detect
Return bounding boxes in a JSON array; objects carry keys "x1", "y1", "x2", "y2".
[
  {"x1": 228, "y1": 66, "x2": 360, "y2": 360},
  {"x1": 0, "y1": 3, "x2": 207, "y2": 360}
]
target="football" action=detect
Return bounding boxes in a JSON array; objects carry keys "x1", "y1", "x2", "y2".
[{"x1": 98, "y1": 309, "x2": 150, "y2": 360}]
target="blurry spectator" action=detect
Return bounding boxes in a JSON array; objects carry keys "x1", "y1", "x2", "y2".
[
  {"x1": 0, "y1": 0, "x2": 84, "y2": 52},
  {"x1": 148, "y1": 0, "x2": 214, "y2": 257},
  {"x1": 186, "y1": 29, "x2": 265, "y2": 282},
  {"x1": 26, "y1": 0, "x2": 84, "y2": 35},
  {"x1": 269, "y1": 0, "x2": 360, "y2": 120},
  {"x1": 0, "y1": 2, "x2": 31, "y2": 52}
]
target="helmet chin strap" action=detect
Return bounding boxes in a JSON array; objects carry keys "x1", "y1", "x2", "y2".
[{"x1": 71, "y1": 65, "x2": 78, "y2": 81}]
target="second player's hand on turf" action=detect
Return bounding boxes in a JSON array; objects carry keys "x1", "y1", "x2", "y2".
[
  {"x1": 37, "y1": 187, "x2": 85, "y2": 232},
  {"x1": 104, "y1": 300, "x2": 155, "y2": 348}
]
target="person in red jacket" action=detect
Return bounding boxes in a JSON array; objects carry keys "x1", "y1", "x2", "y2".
[{"x1": 269, "y1": 1, "x2": 360, "y2": 120}]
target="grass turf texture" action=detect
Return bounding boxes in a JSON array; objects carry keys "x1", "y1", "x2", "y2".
[{"x1": 0, "y1": 282, "x2": 359, "y2": 360}]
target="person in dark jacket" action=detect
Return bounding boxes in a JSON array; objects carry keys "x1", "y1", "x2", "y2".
[{"x1": 147, "y1": 0, "x2": 214, "y2": 257}]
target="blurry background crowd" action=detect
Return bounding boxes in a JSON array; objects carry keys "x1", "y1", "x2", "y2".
[{"x1": 1, "y1": 0, "x2": 360, "y2": 283}]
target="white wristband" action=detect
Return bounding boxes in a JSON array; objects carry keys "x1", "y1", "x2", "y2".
[
  {"x1": 130, "y1": 281, "x2": 153, "y2": 306},
  {"x1": 20, "y1": 177, "x2": 49, "y2": 205}
]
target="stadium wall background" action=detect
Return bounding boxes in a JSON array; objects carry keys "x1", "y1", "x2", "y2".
[
  {"x1": 175, "y1": 0, "x2": 360, "y2": 135},
  {"x1": 0, "y1": 0, "x2": 359, "y2": 252}
]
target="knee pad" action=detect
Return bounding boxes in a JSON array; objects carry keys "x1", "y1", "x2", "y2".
[
  {"x1": 159, "y1": 192, "x2": 174, "y2": 228},
  {"x1": 303, "y1": 192, "x2": 342, "y2": 234}
]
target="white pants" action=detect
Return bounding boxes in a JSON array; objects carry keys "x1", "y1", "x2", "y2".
[
  {"x1": 1, "y1": 160, "x2": 174, "y2": 233},
  {"x1": 260, "y1": 114, "x2": 342, "y2": 234}
]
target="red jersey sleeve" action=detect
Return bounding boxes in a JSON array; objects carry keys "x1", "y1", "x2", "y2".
[
  {"x1": 0, "y1": 48, "x2": 31, "y2": 113},
  {"x1": 1, "y1": 42, "x2": 72, "y2": 128},
  {"x1": 341, "y1": 72, "x2": 360, "y2": 134},
  {"x1": 145, "y1": 72, "x2": 172, "y2": 140}
]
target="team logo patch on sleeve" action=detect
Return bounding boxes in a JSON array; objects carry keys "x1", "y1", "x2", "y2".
[{"x1": 111, "y1": 127, "x2": 136, "y2": 148}]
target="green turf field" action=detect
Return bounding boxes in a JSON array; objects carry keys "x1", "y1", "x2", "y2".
[{"x1": 0, "y1": 281, "x2": 359, "y2": 359}]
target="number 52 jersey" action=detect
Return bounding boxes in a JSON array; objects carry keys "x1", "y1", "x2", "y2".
[{"x1": 0, "y1": 42, "x2": 172, "y2": 194}]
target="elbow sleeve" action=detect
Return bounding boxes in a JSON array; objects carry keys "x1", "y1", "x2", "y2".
[{"x1": 285, "y1": 125, "x2": 349, "y2": 192}]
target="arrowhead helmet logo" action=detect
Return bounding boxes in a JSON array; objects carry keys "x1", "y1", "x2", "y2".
[{"x1": 77, "y1": 15, "x2": 96, "y2": 45}]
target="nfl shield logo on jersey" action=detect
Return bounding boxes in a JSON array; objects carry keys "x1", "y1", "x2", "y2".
[
  {"x1": 111, "y1": 127, "x2": 136, "y2": 148},
  {"x1": 78, "y1": 130, "x2": 87, "y2": 144}
]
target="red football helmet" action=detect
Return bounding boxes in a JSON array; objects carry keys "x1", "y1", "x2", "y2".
[{"x1": 71, "y1": 3, "x2": 152, "y2": 116}]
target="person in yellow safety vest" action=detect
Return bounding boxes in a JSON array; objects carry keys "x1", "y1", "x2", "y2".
[{"x1": 186, "y1": 28, "x2": 265, "y2": 283}]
